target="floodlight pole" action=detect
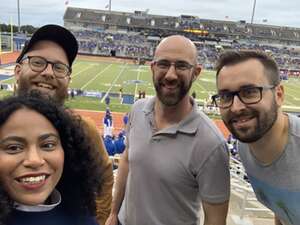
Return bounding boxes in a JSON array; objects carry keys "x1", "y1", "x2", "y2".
[
  {"x1": 17, "y1": 0, "x2": 21, "y2": 32},
  {"x1": 251, "y1": 0, "x2": 256, "y2": 24},
  {"x1": 109, "y1": 0, "x2": 111, "y2": 12}
]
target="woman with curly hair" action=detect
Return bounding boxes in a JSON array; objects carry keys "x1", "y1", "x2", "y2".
[{"x1": 0, "y1": 94, "x2": 104, "y2": 225}]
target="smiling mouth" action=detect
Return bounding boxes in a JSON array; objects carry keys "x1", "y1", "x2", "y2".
[
  {"x1": 16, "y1": 175, "x2": 49, "y2": 184},
  {"x1": 161, "y1": 83, "x2": 179, "y2": 90},
  {"x1": 34, "y1": 82, "x2": 55, "y2": 90},
  {"x1": 231, "y1": 115, "x2": 255, "y2": 127}
]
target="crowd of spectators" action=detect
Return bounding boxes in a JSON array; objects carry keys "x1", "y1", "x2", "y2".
[
  {"x1": 66, "y1": 7, "x2": 300, "y2": 70},
  {"x1": 65, "y1": 7, "x2": 300, "y2": 43},
  {"x1": 72, "y1": 30, "x2": 154, "y2": 59}
]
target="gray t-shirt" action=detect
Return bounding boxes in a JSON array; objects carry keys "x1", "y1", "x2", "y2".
[
  {"x1": 239, "y1": 114, "x2": 300, "y2": 225},
  {"x1": 119, "y1": 97, "x2": 230, "y2": 225}
]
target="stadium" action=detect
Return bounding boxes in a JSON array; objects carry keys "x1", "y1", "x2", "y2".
[{"x1": 1, "y1": 4, "x2": 300, "y2": 225}]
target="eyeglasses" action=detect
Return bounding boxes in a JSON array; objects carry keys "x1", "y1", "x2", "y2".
[
  {"x1": 212, "y1": 85, "x2": 276, "y2": 109},
  {"x1": 153, "y1": 59, "x2": 194, "y2": 72},
  {"x1": 20, "y1": 56, "x2": 71, "y2": 79}
]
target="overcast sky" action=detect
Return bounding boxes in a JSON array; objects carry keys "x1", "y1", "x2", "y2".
[{"x1": 1, "y1": 0, "x2": 300, "y2": 28}]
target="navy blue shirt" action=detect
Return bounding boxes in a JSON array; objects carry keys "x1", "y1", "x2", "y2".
[{"x1": 7, "y1": 204, "x2": 99, "y2": 225}]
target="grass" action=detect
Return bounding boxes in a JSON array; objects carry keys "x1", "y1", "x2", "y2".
[{"x1": 2, "y1": 58, "x2": 300, "y2": 112}]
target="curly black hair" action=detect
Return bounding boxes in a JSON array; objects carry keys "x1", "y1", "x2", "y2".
[{"x1": 0, "y1": 93, "x2": 104, "y2": 224}]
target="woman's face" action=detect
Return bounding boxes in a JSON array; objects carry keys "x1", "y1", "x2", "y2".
[{"x1": 0, "y1": 108, "x2": 64, "y2": 205}]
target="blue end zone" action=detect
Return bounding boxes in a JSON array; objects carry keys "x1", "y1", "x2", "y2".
[
  {"x1": 0, "y1": 74, "x2": 12, "y2": 81},
  {"x1": 122, "y1": 94, "x2": 135, "y2": 104}
]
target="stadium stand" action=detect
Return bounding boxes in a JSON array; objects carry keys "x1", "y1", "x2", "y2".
[{"x1": 63, "y1": 7, "x2": 300, "y2": 71}]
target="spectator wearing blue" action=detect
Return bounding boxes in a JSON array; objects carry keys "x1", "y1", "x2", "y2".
[
  {"x1": 114, "y1": 132, "x2": 126, "y2": 154},
  {"x1": 103, "y1": 110, "x2": 113, "y2": 137},
  {"x1": 104, "y1": 135, "x2": 116, "y2": 156},
  {"x1": 122, "y1": 113, "x2": 128, "y2": 129}
]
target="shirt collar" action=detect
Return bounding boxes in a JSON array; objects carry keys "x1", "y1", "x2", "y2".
[
  {"x1": 143, "y1": 96, "x2": 200, "y2": 134},
  {"x1": 14, "y1": 189, "x2": 61, "y2": 212}
]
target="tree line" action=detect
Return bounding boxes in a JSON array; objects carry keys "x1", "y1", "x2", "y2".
[{"x1": 0, "y1": 23, "x2": 37, "y2": 34}]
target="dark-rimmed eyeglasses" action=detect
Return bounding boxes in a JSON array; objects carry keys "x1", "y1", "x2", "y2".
[
  {"x1": 153, "y1": 59, "x2": 194, "y2": 72},
  {"x1": 20, "y1": 56, "x2": 71, "y2": 79},
  {"x1": 212, "y1": 85, "x2": 276, "y2": 109}
]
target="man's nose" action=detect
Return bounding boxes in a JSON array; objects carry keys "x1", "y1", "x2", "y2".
[
  {"x1": 230, "y1": 95, "x2": 246, "y2": 113},
  {"x1": 164, "y1": 64, "x2": 178, "y2": 80},
  {"x1": 40, "y1": 63, "x2": 55, "y2": 79}
]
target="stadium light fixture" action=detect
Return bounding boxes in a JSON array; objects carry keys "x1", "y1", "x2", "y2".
[
  {"x1": 17, "y1": 0, "x2": 21, "y2": 32},
  {"x1": 250, "y1": 0, "x2": 256, "y2": 24}
]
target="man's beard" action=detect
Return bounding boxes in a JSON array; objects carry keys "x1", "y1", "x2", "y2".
[
  {"x1": 154, "y1": 77, "x2": 193, "y2": 106},
  {"x1": 16, "y1": 80, "x2": 67, "y2": 106},
  {"x1": 224, "y1": 97, "x2": 278, "y2": 143}
]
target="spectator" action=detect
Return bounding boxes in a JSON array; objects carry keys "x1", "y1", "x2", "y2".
[
  {"x1": 0, "y1": 94, "x2": 103, "y2": 225},
  {"x1": 114, "y1": 132, "x2": 126, "y2": 154},
  {"x1": 104, "y1": 135, "x2": 116, "y2": 156},
  {"x1": 122, "y1": 113, "x2": 129, "y2": 129},
  {"x1": 103, "y1": 109, "x2": 113, "y2": 137},
  {"x1": 14, "y1": 24, "x2": 113, "y2": 225},
  {"x1": 214, "y1": 50, "x2": 300, "y2": 225},
  {"x1": 106, "y1": 35, "x2": 229, "y2": 225}
]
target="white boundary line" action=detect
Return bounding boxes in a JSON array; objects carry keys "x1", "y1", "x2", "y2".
[
  {"x1": 101, "y1": 64, "x2": 127, "y2": 103},
  {"x1": 80, "y1": 64, "x2": 112, "y2": 89},
  {"x1": 74, "y1": 109, "x2": 125, "y2": 115},
  {"x1": 194, "y1": 80, "x2": 209, "y2": 92},
  {"x1": 72, "y1": 64, "x2": 96, "y2": 79},
  {"x1": 134, "y1": 65, "x2": 141, "y2": 99}
]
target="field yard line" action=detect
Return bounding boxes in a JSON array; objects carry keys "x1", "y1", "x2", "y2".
[
  {"x1": 80, "y1": 64, "x2": 112, "y2": 89},
  {"x1": 72, "y1": 64, "x2": 95, "y2": 78},
  {"x1": 284, "y1": 92, "x2": 299, "y2": 105},
  {"x1": 75, "y1": 109, "x2": 126, "y2": 115},
  {"x1": 101, "y1": 64, "x2": 128, "y2": 103},
  {"x1": 134, "y1": 66, "x2": 141, "y2": 99},
  {"x1": 72, "y1": 61, "x2": 83, "y2": 69},
  {"x1": 194, "y1": 80, "x2": 208, "y2": 92}
]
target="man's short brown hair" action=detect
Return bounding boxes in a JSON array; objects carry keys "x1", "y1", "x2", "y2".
[{"x1": 215, "y1": 50, "x2": 280, "y2": 85}]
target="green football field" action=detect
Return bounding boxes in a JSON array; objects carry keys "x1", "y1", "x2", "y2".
[{"x1": 2, "y1": 58, "x2": 300, "y2": 112}]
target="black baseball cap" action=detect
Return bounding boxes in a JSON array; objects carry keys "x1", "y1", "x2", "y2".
[{"x1": 16, "y1": 24, "x2": 78, "y2": 67}]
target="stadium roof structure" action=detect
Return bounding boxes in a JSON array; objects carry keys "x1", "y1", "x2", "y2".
[{"x1": 64, "y1": 7, "x2": 300, "y2": 44}]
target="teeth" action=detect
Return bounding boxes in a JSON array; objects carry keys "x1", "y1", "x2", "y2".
[
  {"x1": 20, "y1": 175, "x2": 46, "y2": 184},
  {"x1": 37, "y1": 83, "x2": 53, "y2": 89}
]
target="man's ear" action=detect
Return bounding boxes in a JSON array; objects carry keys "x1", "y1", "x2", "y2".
[
  {"x1": 275, "y1": 84, "x2": 284, "y2": 107},
  {"x1": 14, "y1": 64, "x2": 22, "y2": 83},
  {"x1": 192, "y1": 64, "x2": 202, "y2": 81},
  {"x1": 150, "y1": 61, "x2": 155, "y2": 73}
]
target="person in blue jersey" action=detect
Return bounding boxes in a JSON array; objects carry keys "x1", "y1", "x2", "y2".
[
  {"x1": 114, "y1": 132, "x2": 126, "y2": 154},
  {"x1": 0, "y1": 94, "x2": 103, "y2": 225},
  {"x1": 104, "y1": 135, "x2": 116, "y2": 156},
  {"x1": 103, "y1": 109, "x2": 113, "y2": 137},
  {"x1": 213, "y1": 50, "x2": 300, "y2": 225}
]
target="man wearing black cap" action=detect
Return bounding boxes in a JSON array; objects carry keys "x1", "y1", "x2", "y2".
[
  {"x1": 14, "y1": 24, "x2": 113, "y2": 225},
  {"x1": 15, "y1": 24, "x2": 78, "y2": 105}
]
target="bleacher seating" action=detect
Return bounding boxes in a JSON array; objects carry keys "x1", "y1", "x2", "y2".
[{"x1": 63, "y1": 7, "x2": 300, "y2": 70}]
